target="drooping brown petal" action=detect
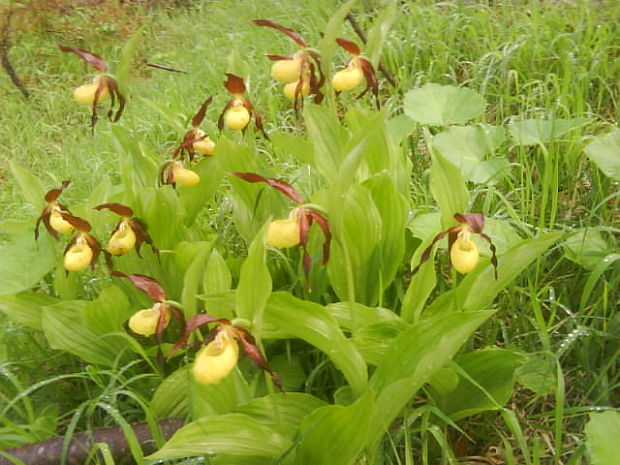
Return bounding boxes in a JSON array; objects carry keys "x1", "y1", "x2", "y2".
[
  {"x1": 60, "y1": 213, "x2": 92, "y2": 233},
  {"x1": 129, "y1": 218, "x2": 158, "y2": 257},
  {"x1": 336, "y1": 37, "x2": 361, "y2": 55},
  {"x1": 252, "y1": 19, "x2": 308, "y2": 48},
  {"x1": 308, "y1": 210, "x2": 331, "y2": 265},
  {"x1": 230, "y1": 172, "x2": 304, "y2": 205},
  {"x1": 224, "y1": 73, "x2": 246, "y2": 94},
  {"x1": 307, "y1": 51, "x2": 325, "y2": 104},
  {"x1": 108, "y1": 271, "x2": 167, "y2": 302},
  {"x1": 44, "y1": 180, "x2": 71, "y2": 203},
  {"x1": 84, "y1": 234, "x2": 102, "y2": 269},
  {"x1": 158, "y1": 161, "x2": 174, "y2": 186},
  {"x1": 156, "y1": 304, "x2": 185, "y2": 343},
  {"x1": 410, "y1": 230, "x2": 450, "y2": 277},
  {"x1": 172, "y1": 314, "x2": 229, "y2": 352},
  {"x1": 265, "y1": 54, "x2": 292, "y2": 61},
  {"x1": 358, "y1": 58, "x2": 380, "y2": 110},
  {"x1": 191, "y1": 96, "x2": 213, "y2": 128},
  {"x1": 236, "y1": 329, "x2": 283, "y2": 391},
  {"x1": 58, "y1": 45, "x2": 107, "y2": 73},
  {"x1": 35, "y1": 206, "x2": 54, "y2": 241},
  {"x1": 89, "y1": 78, "x2": 107, "y2": 132},
  {"x1": 254, "y1": 111, "x2": 269, "y2": 140},
  {"x1": 106, "y1": 78, "x2": 126, "y2": 123},
  {"x1": 479, "y1": 232, "x2": 499, "y2": 279},
  {"x1": 217, "y1": 99, "x2": 235, "y2": 131},
  {"x1": 457, "y1": 213, "x2": 485, "y2": 234},
  {"x1": 299, "y1": 211, "x2": 312, "y2": 278},
  {"x1": 94, "y1": 203, "x2": 134, "y2": 217}
]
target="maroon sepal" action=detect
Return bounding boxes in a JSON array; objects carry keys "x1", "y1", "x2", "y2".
[
  {"x1": 94, "y1": 203, "x2": 134, "y2": 217},
  {"x1": 230, "y1": 172, "x2": 304, "y2": 205},
  {"x1": 457, "y1": 213, "x2": 484, "y2": 233},
  {"x1": 58, "y1": 45, "x2": 107, "y2": 72},
  {"x1": 44, "y1": 180, "x2": 71, "y2": 203},
  {"x1": 172, "y1": 314, "x2": 230, "y2": 352},
  {"x1": 108, "y1": 271, "x2": 167, "y2": 302},
  {"x1": 358, "y1": 58, "x2": 380, "y2": 110},
  {"x1": 224, "y1": 73, "x2": 246, "y2": 94},
  {"x1": 252, "y1": 19, "x2": 308, "y2": 48},
  {"x1": 308, "y1": 210, "x2": 331, "y2": 265},
  {"x1": 336, "y1": 37, "x2": 361, "y2": 55},
  {"x1": 60, "y1": 213, "x2": 92, "y2": 233},
  {"x1": 265, "y1": 54, "x2": 291, "y2": 61}
]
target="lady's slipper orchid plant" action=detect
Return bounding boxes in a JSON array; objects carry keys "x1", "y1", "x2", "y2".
[
  {"x1": 35, "y1": 180, "x2": 73, "y2": 240},
  {"x1": 93, "y1": 203, "x2": 157, "y2": 258},
  {"x1": 173, "y1": 314, "x2": 281, "y2": 388},
  {"x1": 110, "y1": 271, "x2": 184, "y2": 339},
  {"x1": 333, "y1": 38, "x2": 379, "y2": 109},
  {"x1": 411, "y1": 213, "x2": 498, "y2": 278},
  {"x1": 231, "y1": 172, "x2": 331, "y2": 278},
  {"x1": 59, "y1": 45, "x2": 126, "y2": 131},
  {"x1": 173, "y1": 96, "x2": 216, "y2": 162},
  {"x1": 217, "y1": 74, "x2": 268, "y2": 138},
  {"x1": 252, "y1": 19, "x2": 324, "y2": 113},
  {"x1": 60, "y1": 214, "x2": 102, "y2": 272}
]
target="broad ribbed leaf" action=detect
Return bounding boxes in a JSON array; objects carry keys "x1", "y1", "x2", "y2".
[
  {"x1": 327, "y1": 301, "x2": 401, "y2": 332},
  {"x1": 189, "y1": 368, "x2": 251, "y2": 419},
  {"x1": 585, "y1": 411, "x2": 620, "y2": 465},
  {"x1": 237, "y1": 393, "x2": 327, "y2": 437},
  {"x1": 0, "y1": 292, "x2": 58, "y2": 330},
  {"x1": 369, "y1": 310, "x2": 495, "y2": 445},
  {"x1": 42, "y1": 301, "x2": 126, "y2": 366},
  {"x1": 509, "y1": 117, "x2": 589, "y2": 145},
  {"x1": 203, "y1": 249, "x2": 232, "y2": 295},
  {"x1": 563, "y1": 227, "x2": 613, "y2": 270},
  {"x1": 584, "y1": 131, "x2": 620, "y2": 180},
  {"x1": 404, "y1": 84, "x2": 485, "y2": 125},
  {"x1": 366, "y1": 0, "x2": 398, "y2": 67},
  {"x1": 180, "y1": 155, "x2": 224, "y2": 226},
  {"x1": 236, "y1": 222, "x2": 272, "y2": 330},
  {"x1": 148, "y1": 414, "x2": 290, "y2": 460},
  {"x1": 0, "y1": 233, "x2": 57, "y2": 295},
  {"x1": 430, "y1": 349, "x2": 526, "y2": 420},
  {"x1": 9, "y1": 160, "x2": 46, "y2": 209},
  {"x1": 180, "y1": 242, "x2": 213, "y2": 317},
  {"x1": 82, "y1": 285, "x2": 131, "y2": 335},
  {"x1": 264, "y1": 292, "x2": 367, "y2": 396},
  {"x1": 429, "y1": 150, "x2": 469, "y2": 229},
  {"x1": 296, "y1": 389, "x2": 373, "y2": 465},
  {"x1": 304, "y1": 104, "x2": 346, "y2": 180}
]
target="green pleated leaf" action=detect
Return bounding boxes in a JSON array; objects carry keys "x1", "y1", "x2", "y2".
[
  {"x1": 429, "y1": 150, "x2": 469, "y2": 229},
  {"x1": 296, "y1": 389, "x2": 373, "y2": 465},
  {"x1": 189, "y1": 368, "x2": 251, "y2": 420},
  {"x1": 270, "y1": 132, "x2": 314, "y2": 166},
  {"x1": 148, "y1": 413, "x2": 290, "y2": 461},
  {"x1": 0, "y1": 292, "x2": 59, "y2": 330},
  {"x1": 353, "y1": 321, "x2": 407, "y2": 365},
  {"x1": 509, "y1": 117, "x2": 589, "y2": 145},
  {"x1": 585, "y1": 411, "x2": 620, "y2": 465},
  {"x1": 404, "y1": 83, "x2": 485, "y2": 126},
  {"x1": 516, "y1": 352, "x2": 557, "y2": 396},
  {"x1": 303, "y1": 104, "x2": 346, "y2": 180},
  {"x1": 0, "y1": 232, "x2": 57, "y2": 295},
  {"x1": 9, "y1": 160, "x2": 46, "y2": 210},
  {"x1": 136, "y1": 186, "x2": 184, "y2": 249},
  {"x1": 115, "y1": 26, "x2": 144, "y2": 96},
  {"x1": 366, "y1": 0, "x2": 398, "y2": 67},
  {"x1": 368, "y1": 310, "x2": 495, "y2": 445},
  {"x1": 584, "y1": 131, "x2": 620, "y2": 180},
  {"x1": 203, "y1": 249, "x2": 232, "y2": 295},
  {"x1": 327, "y1": 301, "x2": 402, "y2": 333},
  {"x1": 180, "y1": 241, "x2": 213, "y2": 317},
  {"x1": 563, "y1": 227, "x2": 613, "y2": 270},
  {"x1": 180, "y1": 155, "x2": 223, "y2": 226},
  {"x1": 236, "y1": 221, "x2": 272, "y2": 329},
  {"x1": 112, "y1": 126, "x2": 159, "y2": 190},
  {"x1": 430, "y1": 349, "x2": 527, "y2": 420},
  {"x1": 82, "y1": 285, "x2": 131, "y2": 335},
  {"x1": 237, "y1": 393, "x2": 327, "y2": 438},
  {"x1": 264, "y1": 292, "x2": 368, "y2": 396},
  {"x1": 42, "y1": 301, "x2": 126, "y2": 366}
]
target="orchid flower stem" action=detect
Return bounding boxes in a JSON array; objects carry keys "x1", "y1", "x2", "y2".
[
  {"x1": 230, "y1": 318, "x2": 251, "y2": 329},
  {"x1": 163, "y1": 300, "x2": 183, "y2": 309}
]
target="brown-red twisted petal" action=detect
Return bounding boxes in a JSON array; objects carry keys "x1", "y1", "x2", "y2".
[
  {"x1": 236, "y1": 329, "x2": 283, "y2": 390},
  {"x1": 129, "y1": 218, "x2": 158, "y2": 257},
  {"x1": 58, "y1": 45, "x2": 107, "y2": 72},
  {"x1": 479, "y1": 232, "x2": 499, "y2": 279},
  {"x1": 44, "y1": 180, "x2": 71, "y2": 203},
  {"x1": 358, "y1": 58, "x2": 380, "y2": 110},
  {"x1": 265, "y1": 54, "x2": 291, "y2": 61},
  {"x1": 191, "y1": 96, "x2": 213, "y2": 128},
  {"x1": 308, "y1": 210, "x2": 331, "y2": 265},
  {"x1": 252, "y1": 19, "x2": 308, "y2": 48},
  {"x1": 456, "y1": 213, "x2": 485, "y2": 234},
  {"x1": 230, "y1": 172, "x2": 304, "y2": 205},
  {"x1": 84, "y1": 234, "x2": 102, "y2": 269},
  {"x1": 172, "y1": 315, "x2": 230, "y2": 352}
]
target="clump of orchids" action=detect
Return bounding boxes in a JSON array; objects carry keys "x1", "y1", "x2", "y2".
[
  {"x1": 35, "y1": 181, "x2": 74, "y2": 240},
  {"x1": 159, "y1": 96, "x2": 215, "y2": 187},
  {"x1": 111, "y1": 271, "x2": 184, "y2": 339},
  {"x1": 411, "y1": 213, "x2": 498, "y2": 278},
  {"x1": 253, "y1": 19, "x2": 324, "y2": 113},
  {"x1": 94, "y1": 203, "x2": 157, "y2": 259},
  {"x1": 332, "y1": 38, "x2": 379, "y2": 108},
  {"x1": 173, "y1": 314, "x2": 280, "y2": 388},
  {"x1": 59, "y1": 45, "x2": 125, "y2": 131},
  {"x1": 217, "y1": 74, "x2": 268, "y2": 138},
  {"x1": 231, "y1": 172, "x2": 331, "y2": 278}
]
